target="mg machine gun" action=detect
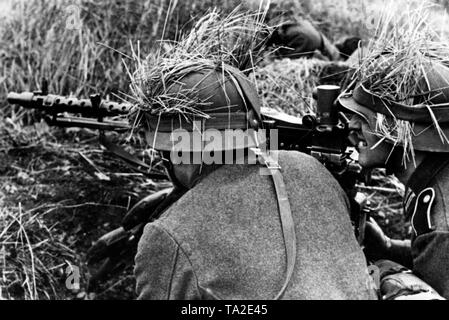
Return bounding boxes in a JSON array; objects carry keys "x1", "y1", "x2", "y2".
[{"x1": 7, "y1": 84, "x2": 371, "y2": 292}]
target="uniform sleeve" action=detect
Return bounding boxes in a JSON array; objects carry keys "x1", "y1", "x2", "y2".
[
  {"x1": 134, "y1": 223, "x2": 201, "y2": 300},
  {"x1": 412, "y1": 231, "x2": 449, "y2": 299}
]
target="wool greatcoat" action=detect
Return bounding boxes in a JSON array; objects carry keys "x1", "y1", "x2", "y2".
[{"x1": 134, "y1": 151, "x2": 376, "y2": 300}]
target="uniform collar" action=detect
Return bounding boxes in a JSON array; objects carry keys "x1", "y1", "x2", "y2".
[{"x1": 403, "y1": 154, "x2": 449, "y2": 218}]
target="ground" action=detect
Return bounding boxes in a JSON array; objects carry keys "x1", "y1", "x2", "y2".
[{"x1": 0, "y1": 123, "x2": 173, "y2": 299}]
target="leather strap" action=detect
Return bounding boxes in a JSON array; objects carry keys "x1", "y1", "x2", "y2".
[{"x1": 254, "y1": 149, "x2": 296, "y2": 300}]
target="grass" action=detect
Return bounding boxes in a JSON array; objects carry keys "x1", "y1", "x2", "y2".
[
  {"x1": 0, "y1": 0, "x2": 387, "y2": 112},
  {"x1": 128, "y1": 6, "x2": 272, "y2": 133},
  {"x1": 254, "y1": 58, "x2": 350, "y2": 116},
  {"x1": 0, "y1": 121, "x2": 170, "y2": 299},
  {"x1": 0, "y1": 0, "x2": 243, "y2": 113},
  {"x1": 1, "y1": 202, "x2": 77, "y2": 300},
  {"x1": 1, "y1": 0, "x2": 447, "y2": 300}
]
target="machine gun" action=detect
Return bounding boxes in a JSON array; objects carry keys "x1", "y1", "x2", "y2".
[{"x1": 7, "y1": 84, "x2": 370, "y2": 292}]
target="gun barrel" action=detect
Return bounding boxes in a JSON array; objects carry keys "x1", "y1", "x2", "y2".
[
  {"x1": 7, "y1": 92, "x2": 34, "y2": 106},
  {"x1": 7, "y1": 91, "x2": 135, "y2": 116}
]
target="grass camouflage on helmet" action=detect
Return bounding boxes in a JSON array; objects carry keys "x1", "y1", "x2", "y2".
[
  {"x1": 126, "y1": 6, "x2": 272, "y2": 153},
  {"x1": 338, "y1": 1, "x2": 449, "y2": 162},
  {"x1": 143, "y1": 64, "x2": 266, "y2": 152}
]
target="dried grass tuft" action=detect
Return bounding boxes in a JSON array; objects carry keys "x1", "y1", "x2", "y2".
[
  {"x1": 254, "y1": 58, "x2": 351, "y2": 116},
  {"x1": 0, "y1": 203, "x2": 77, "y2": 300},
  {"x1": 350, "y1": 0, "x2": 449, "y2": 165},
  {"x1": 127, "y1": 6, "x2": 273, "y2": 126}
]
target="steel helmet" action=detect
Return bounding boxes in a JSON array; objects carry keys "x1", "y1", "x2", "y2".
[
  {"x1": 339, "y1": 59, "x2": 449, "y2": 152},
  {"x1": 143, "y1": 64, "x2": 266, "y2": 153}
]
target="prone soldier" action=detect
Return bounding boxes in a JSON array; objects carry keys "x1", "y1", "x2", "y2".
[{"x1": 260, "y1": 1, "x2": 360, "y2": 61}]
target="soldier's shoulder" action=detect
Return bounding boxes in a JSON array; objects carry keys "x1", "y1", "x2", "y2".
[
  {"x1": 277, "y1": 150, "x2": 329, "y2": 174},
  {"x1": 430, "y1": 163, "x2": 449, "y2": 204},
  {"x1": 277, "y1": 149, "x2": 316, "y2": 161},
  {"x1": 433, "y1": 163, "x2": 449, "y2": 187}
]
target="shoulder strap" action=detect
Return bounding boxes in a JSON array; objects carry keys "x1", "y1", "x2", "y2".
[{"x1": 254, "y1": 149, "x2": 297, "y2": 300}]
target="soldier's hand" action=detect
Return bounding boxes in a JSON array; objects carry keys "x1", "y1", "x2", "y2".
[
  {"x1": 364, "y1": 217, "x2": 391, "y2": 261},
  {"x1": 375, "y1": 260, "x2": 445, "y2": 300}
]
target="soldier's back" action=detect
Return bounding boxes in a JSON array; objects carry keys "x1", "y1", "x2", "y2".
[{"x1": 135, "y1": 151, "x2": 375, "y2": 300}]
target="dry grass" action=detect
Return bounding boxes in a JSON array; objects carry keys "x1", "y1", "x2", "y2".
[
  {"x1": 127, "y1": 6, "x2": 272, "y2": 129},
  {"x1": 0, "y1": 0, "x2": 243, "y2": 115},
  {"x1": 0, "y1": 119, "x2": 167, "y2": 299},
  {"x1": 0, "y1": 203, "x2": 77, "y2": 300},
  {"x1": 350, "y1": 1, "x2": 449, "y2": 165},
  {"x1": 0, "y1": 0, "x2": 397, "y2": 115},
  {"x1": 245, "y1": 0, "x2": 371, "y2": 42},
  {"x1": 254, "y1": 58, "x2": 350, "y2": 116}
]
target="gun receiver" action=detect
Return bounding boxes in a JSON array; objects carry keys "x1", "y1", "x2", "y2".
[{"x1": 261, "y1": 85, "x2": 360, "y2": 182}]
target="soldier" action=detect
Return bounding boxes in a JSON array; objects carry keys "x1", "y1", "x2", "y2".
[
  {"x1": 267, "y1": 19, "x2": 343, "y2": 61},
  {"x1": 133, "y1": 64, "x2": 376, "y2": 300},
  {"x1": 260, "y1": 2, "x2": 359, "y2": 61},
  {"x1": 339, "y1": 56, "x2": 449, "y2": 299}
]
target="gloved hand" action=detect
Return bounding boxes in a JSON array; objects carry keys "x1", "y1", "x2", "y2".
[
  {"x1": 364, "y1": 217, "x2": 414, "y2": 269},
  {"x1": 375, "y1": 260, "x2": 445, "y2": 300},
  {"x1": 363, "y1": 217, "x2": 391, "y2": 262}
]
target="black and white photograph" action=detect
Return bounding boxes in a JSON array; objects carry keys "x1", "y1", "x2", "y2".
[{"x1": 1, "y1": 0, "x2": 449, "y2": 308}]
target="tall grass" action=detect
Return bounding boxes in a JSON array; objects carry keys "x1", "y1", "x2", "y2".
[
  {"x1": 351, "y1": 1, "x2": 449, "y2": 165},
  {"x1": 0, "y1": 0, "x2": 243, "y2": 117},
  {"x1": 0, "y1": 0, "x2": 389, "y2": 117},
  {"x1": 254, "y1": 58, "x2": 350, "y2": 116}
]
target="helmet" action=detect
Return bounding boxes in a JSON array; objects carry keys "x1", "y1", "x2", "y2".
[
  {"x1": 339, "y1": 60, "x2": 449, "y2": 152},
  {"x1": 143, "y1": 64, "x2": 266, "y2": 153}
]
